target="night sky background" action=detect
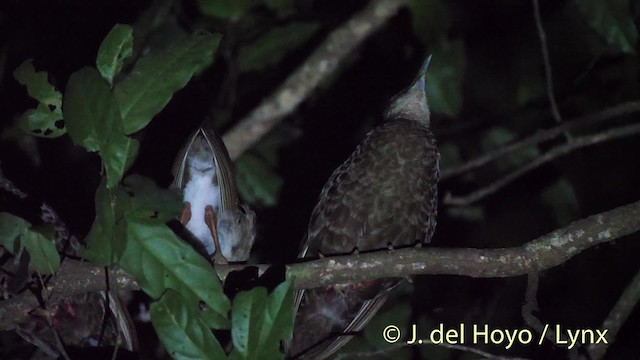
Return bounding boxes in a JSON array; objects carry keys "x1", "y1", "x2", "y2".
[{"x1": 1, "y1": 0, "x2": 639, "y2": 359}]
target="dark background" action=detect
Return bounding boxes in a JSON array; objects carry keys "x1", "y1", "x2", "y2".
[{"x1": 1, "y1": 0, "x2": 639, "y2": 359}]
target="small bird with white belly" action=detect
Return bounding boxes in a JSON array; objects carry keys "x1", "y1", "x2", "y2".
[{"x1": 172, "y1": 127, "x2": 256, "y2": 263}]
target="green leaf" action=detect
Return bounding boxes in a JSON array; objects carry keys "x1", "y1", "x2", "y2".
[
  {"x1": 64, "y1": 67, "x2": 136, "y2": 187},
  {"x1": 574, "y1": 0, "x2": 638, "y2": 54},
  {"x1": 13, "y1": 59, "x2": 62, "y2": 108},
  {"x1": 63, "y1": 66, "x2": 121, "y2": 152},
  {"x1": 0, "y1": 212, "x2": 60, "y2": 274},
  {"x1": 13, "y1": 59, "x2": 66, "y2": 138},
  {"x1": 425, "y1": 38, "x2": 465, "y2": 116},
  {"x1": 232, "y1": 287, "x2": 267, "y2": 358},
  {"x1": 236, "y1": 154, "x2": 283, "y2": 206},
  {"x1": 21, "y1": 228, "x2": 60, "y2": 274},
  {"x1": 123, "y1": 175, "x2": 182, "y2": 222},
  {"x1": 151, "y1": 290, "x2": 226, "y2": 360},
  {"x1": 16, "y1": 103, "x2": 65, "y2": 138},
  {"x1": 231, "y1": 280, "x2": 294, "y2": 360},
  {"x1": 259, "y1": 280, "x2": 294, "y2": 356},
  {"x1": 0, "y1": 212, "x2": 30, "y2": 253},
  {"x1": 97, "y1": 24, "x2": 134, "y2": 85},
  {"x1": 84, "y1": 178, "x2": 130, "y2": 265},
  {"x1": 114, "y1": 31, "x2": 221, "y2": 135},
  {"x1": 198, "y1": 0, "x2": 259, "y2": 21},
  {"x1": 237, "y1": 22, "x2": 319, "y2": 73},
  {"x1": 103, "y1": 135, "x2": 140, "y2": 189},
  {"x1": 121, "y1": 219, "x2": 230, "y2": 329}
]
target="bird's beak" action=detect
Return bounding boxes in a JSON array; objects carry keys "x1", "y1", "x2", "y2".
[{"x1": 411, "y1": 54, "x2": 431, "y2": 94}]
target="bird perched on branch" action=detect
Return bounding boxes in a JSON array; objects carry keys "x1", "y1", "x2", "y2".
[
  {"x1": 172, "y1": 126, "x2": 256, "y2": 263},
  {"x1": 288, "y1": 56, "x2": 439, "y2": 359}
]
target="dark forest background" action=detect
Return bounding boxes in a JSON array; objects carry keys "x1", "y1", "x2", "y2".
[{"x1": 0, "y1": 0, "x2": 639, "y2": 359}]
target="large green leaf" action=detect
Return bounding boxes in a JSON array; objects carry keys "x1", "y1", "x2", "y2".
[
  {"x1": 13, "y1": 59, "x2": 65, "y2": 138},
  {"x1": 97, "y1": 24, "x2": 134, "y2": 85},
  {"x1": 258, "y1": 280, "x2": 294, "y2": 357},
  {"x1": 121, "y1": 219, "x2": 230, "y2": 329},
  {"x1": 198, "y1": 0, "x2": 259, "y2": 21},
  {"x1": 64, "y1": 67, "x2": 120, "y2": 151},
  {"x1": 231, "y1": 280, "x2": 294, "y2": 360},
  {"x1": 231, "y1": 287, "x2": 267, "y2": 358},
  {"x1": 13, "y1": 59, "x2": 62, "y2": 108},
  {"x1": 64, "y1": 67, "x2": 137, "y2": 187},
  {"x1": 83, "y1": 179, "x2": 130, "y2": 265},
  {"x1": 102, "y1": 135, "x2": 140, "y2": 189},
  {"x1": 574, "y1": 0, "x2": 637, "y2": 54},
  {"x1": 151, "y1": 290, "x2": 226, "y2": 360},
  {"x1": 237, "y1": 22, "x2": 319, "y2": 73},
  {"x1": 114, "y1": 31, "x2": 221, "y2": 134},
  {"x1": 0, "y1": 212, "x2": 60, "y2": 274}
]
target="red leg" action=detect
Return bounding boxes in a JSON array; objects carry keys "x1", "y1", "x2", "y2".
[{"x1": 205, "y1": 205, "x2": 228, "y2": 265}]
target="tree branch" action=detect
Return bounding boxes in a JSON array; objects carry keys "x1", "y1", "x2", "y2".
[
  {"x1": 443, "y1": 122, "x2": 640, "y2": 206},
  {"x1": 2, "y1": 199, "x2": 638, "y2": 331},
  {"x1": 586, "y1": 267, "x2": 640, "y2": 360},
  {"x1": 440, "y1": 100, "x2": 640, "y2": 180},
  {"x1": 222, "y1": 0, "x2": 408, "y2": 160},
  {"x1": 532, "y1": 0, "x2": 562, "y2": 123}
]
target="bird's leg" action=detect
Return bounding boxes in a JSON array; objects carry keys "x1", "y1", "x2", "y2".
[
  {"x1": 180, "y1": 202, "x2": 192, "y2": 225},
  {"x1": 205, "y1": 205, "x2": 228, "y2": 265}
]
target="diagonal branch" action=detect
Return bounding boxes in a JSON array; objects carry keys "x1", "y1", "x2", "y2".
[
  {"x1": 443, "y1": 122, "x2": 640, "y2": 206},
  {"x1": 2, "y1": 199, "x2": 638, "y2": 331},
  {"x1": 440, "y1": 100, "x2": 640, "y2": 180},
  {"x1": 222, "y1": 0, "x2": 408, "y2": 160},
  {"x1": 586, "y1": 267, "x2": 640, "y2": 360},
  {"x1": 532, "y1": 0, "x2": 562, "y2": 123}
]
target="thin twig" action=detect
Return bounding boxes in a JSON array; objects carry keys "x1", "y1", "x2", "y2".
[
  {"x1": 222, "y1": 0, "x2": 408, "y2": 160},
  {"x1": 532, "y1": 0, "x2": 562, "y2": 123},
  {"x1": 2, "y1": 199, "x2": 639, "y2": 331},
  {"x1": 587, "y1": 267, "x2": 640, "y2": 360},
  {"x1": 444, "y1": 122, "x2": 640, "y2": 206},
  {"x1": 521, "y1": 273, "x2": 556, "y2": 344},
  {"x1": 440, "y1": 100, "x2": 640, "y2": 180}
]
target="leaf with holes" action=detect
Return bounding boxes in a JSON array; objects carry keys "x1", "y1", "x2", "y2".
[{"x1": 13, "y1": 59, "x2": 65, "y2": 138}]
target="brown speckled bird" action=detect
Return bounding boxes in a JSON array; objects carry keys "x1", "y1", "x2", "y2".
[{"x1": 288, "y1": 56, "x2": 439, "y2": 359}]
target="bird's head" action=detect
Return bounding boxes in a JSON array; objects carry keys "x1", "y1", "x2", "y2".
[{"x1": 384, "y1": 55, "x2": 431, "y2": 126}]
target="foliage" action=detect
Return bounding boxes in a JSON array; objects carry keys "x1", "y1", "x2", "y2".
[
  {"x1": 1, "y1": 0, "x2": 640, "y2": 359},
  {"x1": 7, "y1": 19, "x2": 295, "y2": 359}
]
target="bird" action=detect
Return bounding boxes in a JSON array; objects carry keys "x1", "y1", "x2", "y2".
[
  {"x1": 287, "y1": 56, "x2": 439, "y2": 359},
  {"x1": 172, "y1": 126, "x2": 256, "y2": 263}
]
